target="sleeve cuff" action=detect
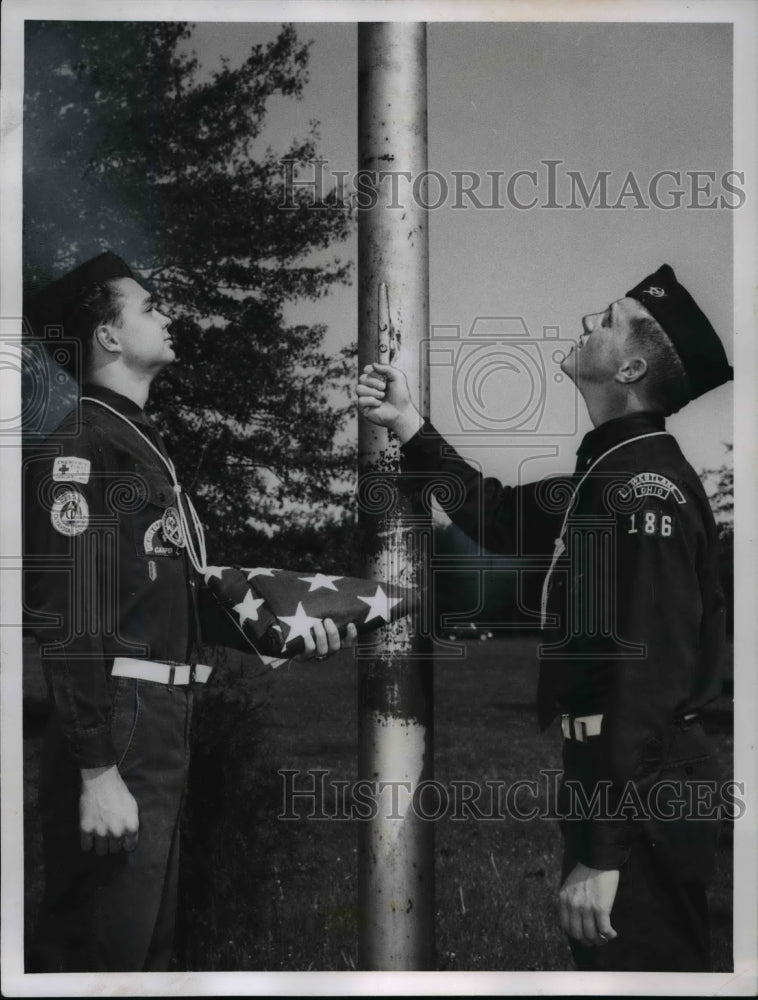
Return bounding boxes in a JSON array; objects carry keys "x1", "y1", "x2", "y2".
[
  {"x1": 399, "y1": 420, "x2": 445, "y2": 469},
  {"x1": 573, "y1": 821, "x2": 634, "y2": 871},
  {"x1": 399, "y1": 417, "x2": 430, "y2": 446},
  {"x1": 67, "y1": 726, "x2": 119, "y2": 769}
]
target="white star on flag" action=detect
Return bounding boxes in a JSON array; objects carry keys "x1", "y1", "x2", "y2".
[
  {"x1": 298, "y1": 573, "x2": 343, "y2": 592},
  {"x1": 233, "y1": 591, "x2": 265, "y2": 625},
  {"x1": 357, "y1": 585, "x2": 403, "y2": 624},
  {"x1": 278, "y1": 602, "x2": 323, "y2": 644},
  {"x1": 203, "y1": 566, "x2": 227, "y2": 583},
  {"x1": 241, "y1": 567, "x2": 279, "y2": 580}
]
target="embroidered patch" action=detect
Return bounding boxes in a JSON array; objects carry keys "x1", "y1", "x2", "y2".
[
  {"x1": 641, "y1": 285, "x2": 666, "y2": 298},
  {"x1": 144, "y1": 519, "x2": 179, "y2": 557},
  {"x1": 623, "y1": 472, "x2": 686, "y2": 504},
  {"x1": 626, "y1": 510, "x2": 673, "y2": 537},
  {"x1": 161, "y1": 506, "x2": 184, "y2": 547},
  {"x1": 53, "y1": 456, "x2": 91, "y2": 484},
  {"x1": 51, "y1": 488, "x2": 89, "y2": 535}
]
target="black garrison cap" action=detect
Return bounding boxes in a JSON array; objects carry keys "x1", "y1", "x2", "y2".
[
  {"x1": 24, "y1": 251, "x2": 135, "y2": 341},
  {"x1": 626, "y1": 263, "x2": 733, "y2": 400}
]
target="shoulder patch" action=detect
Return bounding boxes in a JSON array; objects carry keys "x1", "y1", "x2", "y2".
[
  {"x1": 623, "y1": 472, "x2": 686, "y2": 504},
  {"x1": 51, "y1": 488, "x2": 90, "y2": 535},
  {"x1": 53, "y1": 456, "x2": 91, "y2": 484}
]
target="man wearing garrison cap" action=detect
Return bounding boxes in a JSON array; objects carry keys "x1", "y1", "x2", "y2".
[
  {"x1": 23, "y1": 252, "x2": 354, "y2": 971},
  {"x1": 358, "y1": 264, "x2": 732, "y2": 971}
]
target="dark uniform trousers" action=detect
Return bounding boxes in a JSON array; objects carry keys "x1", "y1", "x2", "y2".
[
  {"x1": 561, "y1": 837, "x2": 711, "y2": 972},
  {"x1": 398, "y1": 412, "x2": 728, "y2": 972},
  {"x1": 34, "y1": 678, "x2": 193, "y2": 971},
  {"x1": 24, "y1": 384, "x2": 242, "y2": 972},
  {"x1": 559, "y1": 720, "x2": 720, "y2": 971}
]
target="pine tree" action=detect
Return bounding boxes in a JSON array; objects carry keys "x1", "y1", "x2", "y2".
[{"x1": 24, "y1": 20, "x2": 356, "y2": 549}]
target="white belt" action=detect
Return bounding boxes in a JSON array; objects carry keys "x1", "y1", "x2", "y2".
[
  {"x1": 561, "y1": 712, "x2": 603, "y2": 742},
  {"x1": 111, "y1": 657, "x2": 213, "y2": 685}
]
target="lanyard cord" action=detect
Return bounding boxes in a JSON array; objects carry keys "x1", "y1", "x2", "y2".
[
  {"x1": 539, "y1": 430, "x2": 670, "y2": 627},
  {"x1": 80, "y1": 395, "x2": 208, "y2": 574}
]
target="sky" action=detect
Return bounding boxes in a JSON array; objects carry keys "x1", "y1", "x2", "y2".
[{"x1": 185, "y1": 19, "x2": 735, "y2": 480}]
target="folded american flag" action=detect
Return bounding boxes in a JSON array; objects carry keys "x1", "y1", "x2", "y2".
[{"x1": 203, "y1": 565, "x2": 419, "y2": 662}]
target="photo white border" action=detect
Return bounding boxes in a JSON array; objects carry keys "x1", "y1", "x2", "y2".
[{"x1": 2, "y1": 0, "x2": 756, "y2": 995}]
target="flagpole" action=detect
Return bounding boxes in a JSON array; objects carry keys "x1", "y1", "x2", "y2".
[{"x1": 356, "y1": 22, "x2": 434, "y2": 970}]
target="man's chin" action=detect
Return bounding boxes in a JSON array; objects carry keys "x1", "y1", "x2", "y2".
[
  {"x1": 559, "y1": 354, "x2": 578, "y2": 384},
  {"x1": 151, "y1": 352, "x2": 176, "y2": 377}
]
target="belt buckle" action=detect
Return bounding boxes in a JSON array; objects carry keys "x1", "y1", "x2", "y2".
[
  {"x1": 561, "y1": 713, "x2": 571, "y2": 740},
  {"x1": 167, "y1": 665, "x2": 176, "y2": 691},
  {"x1": 189, "y1": 662, "x2": 196, "y2": 685},
  {"x1": 562, "y1": 713, "x2": 593, "y2": 742}
]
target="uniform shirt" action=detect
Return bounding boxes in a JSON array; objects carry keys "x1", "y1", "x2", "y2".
[
  {"x1": 400, "y1": 411, "x2": 727, "y2": 868},
  {"x1": 24, "y1": 384, "x2": 232, "y2": 768}
]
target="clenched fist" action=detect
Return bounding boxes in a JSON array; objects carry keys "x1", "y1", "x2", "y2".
[
  {"x1": 558, "y1": 862, "x2": 619, "y2": 948},
  {"x1": 79, "y1": 764, "x2": 140, "y2": 856},
  {"x1": 356, "y1": 363, "x2": 423, "y2": 443}
]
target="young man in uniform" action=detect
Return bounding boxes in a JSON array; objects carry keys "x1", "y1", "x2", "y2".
[
  {"x1": 24, "y1": 251, "x2": 355, "y2": 971},
  {"x1": 356, "y1": 264, "x2": 732, "y2": 971}
]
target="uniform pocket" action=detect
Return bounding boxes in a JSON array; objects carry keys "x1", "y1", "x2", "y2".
[
  {"x1": 644, "y1": 751, "x2": 722, "y2": 883},
  {"x1": 109, "y1": 677, "x2": 141, "y2": 769}
]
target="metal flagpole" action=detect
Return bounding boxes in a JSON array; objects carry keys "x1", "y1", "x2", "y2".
[{"x1": 356, "y1": 22, "x2": 434, "y2": 970}]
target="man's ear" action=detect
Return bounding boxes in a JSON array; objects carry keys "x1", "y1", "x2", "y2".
[
  {"x1": 615, "y1": 356, "x2": 647, "y2": 385},
  {"x1": 94, "y1": 324, "x2": 122, "y2": 355}
]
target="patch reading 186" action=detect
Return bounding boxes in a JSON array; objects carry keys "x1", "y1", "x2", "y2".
[
  {"x1": 627, "y1": 510, "x2": 673, "y2": 537},
  {"x1": 50, "y1": 488, "x2": 90, "y2": 536},
  {"x1": 623, "y1": 472, "x2": 686, "y2": 504}
]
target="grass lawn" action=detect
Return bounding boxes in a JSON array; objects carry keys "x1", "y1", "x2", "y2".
[{"x1": 22, "y1": 634, "x2": 734, "y2": 971}]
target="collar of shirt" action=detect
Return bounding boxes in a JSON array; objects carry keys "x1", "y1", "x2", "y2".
[
  {"x1": 80, "y1": 382, "x2": 174, "y2": 466},
  {"x1": 80, "y1": 382, "x2": 152, "y2": 427},
  {"x1": 575, "y1": 411, "x2": 667, "y2": 470}
]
